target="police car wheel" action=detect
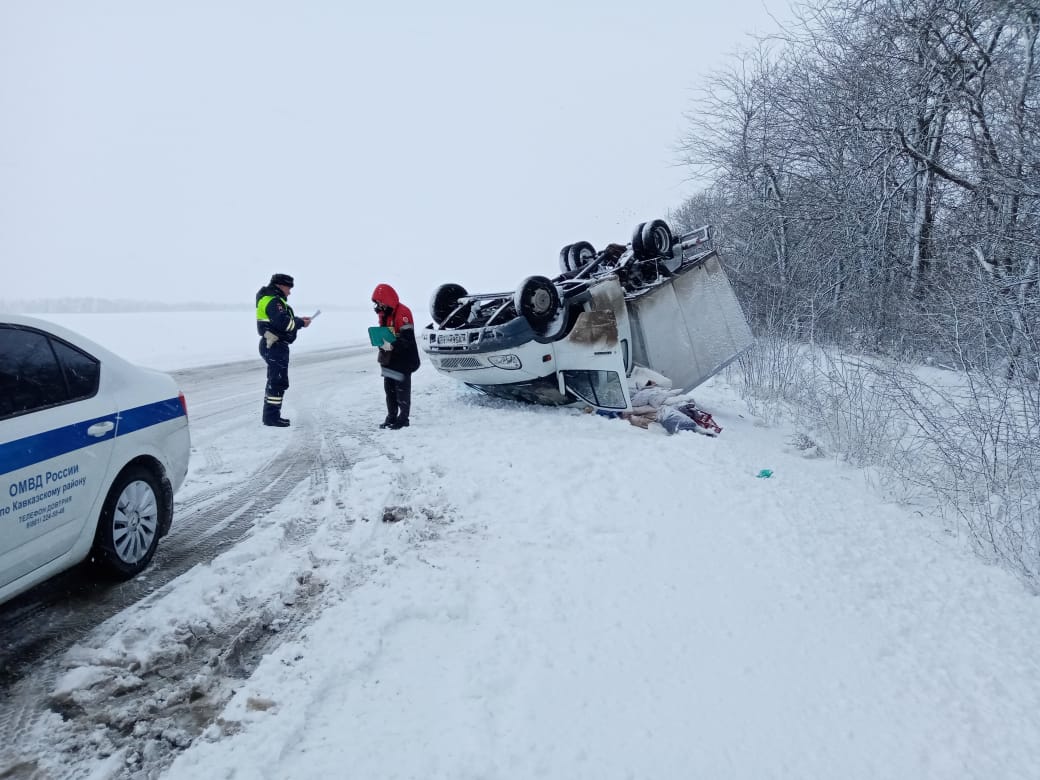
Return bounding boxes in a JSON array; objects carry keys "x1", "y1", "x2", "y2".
[{"x1": 92, "y1": 465, "x2": 165, "y2": 579}]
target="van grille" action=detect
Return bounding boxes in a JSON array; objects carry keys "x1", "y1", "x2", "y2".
[{"x1": 439, "y1": 356, "x2": 483, "y2": 370}]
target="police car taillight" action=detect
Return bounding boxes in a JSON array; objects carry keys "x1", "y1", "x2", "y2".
[{"x1": 178, "y1": 391, "x2": 189, "y2": 419}]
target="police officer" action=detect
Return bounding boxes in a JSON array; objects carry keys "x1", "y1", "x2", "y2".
[{"x1": 256, "y1": 273, "x2": 311, "y2": 427}]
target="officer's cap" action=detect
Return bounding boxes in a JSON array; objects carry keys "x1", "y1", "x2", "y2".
[{"x1": 270, "y1": 273, "x2": 294, "y2": 289}]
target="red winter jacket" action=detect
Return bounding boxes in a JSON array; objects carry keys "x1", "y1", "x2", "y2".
[
  {"x1": 372, "y1": 284, "x2": 414, "y2": 332},
  {"x1": 372, "y1": 283, "x2": 421, "y2": 374}
]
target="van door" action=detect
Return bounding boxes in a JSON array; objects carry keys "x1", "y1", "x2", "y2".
[
  {"x1": 553, "y1": 307, "x2": 632, "y2": 410},
  {"x1": 628, "y1": 251, "x2": 754, "y2": 392}
]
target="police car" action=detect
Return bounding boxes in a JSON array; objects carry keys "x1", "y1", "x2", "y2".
[{"x1": 0, "y1": 315, "x2": 191, "y2": 606}]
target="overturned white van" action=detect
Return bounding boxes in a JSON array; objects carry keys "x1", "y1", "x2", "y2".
[{"x1": 419, "y1": 220, "x2": 754, "y2": 411}]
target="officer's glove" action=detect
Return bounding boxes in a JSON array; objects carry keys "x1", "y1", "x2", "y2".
[
  {"x1": 264, "y1": 331, "x2": 279, "y2": 348},
  {"x1": 379, "y1": 339, "x2": 394, "y2": 352}
]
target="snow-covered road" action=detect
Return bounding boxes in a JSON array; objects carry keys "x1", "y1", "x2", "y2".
[
  {"x1": 2, "y1": 314, "x2": 1040, "y2": 780},
  {"x1": 0, "y1": 347, "x2": 374, "y2": 772}
]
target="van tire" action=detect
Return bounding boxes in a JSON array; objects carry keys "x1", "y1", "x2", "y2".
[
  {"x1": 630, "y1": 221, "x2": 647, "y2": 258},
  {"x1": 559, "y1": 245, "x2": 573, "y2": 274},
  {"x1": 514, "y1": 276, "x2": 561, "y2": 335},
  {"x1": 430, "y1": 283, "x2": 469, "y2": 325},
  {"x1": 567, "y1": 241, "x2": 596, "y2": 272},
  {"x1": 640, "y1": 219, "x2": 673, "y2": 258}
]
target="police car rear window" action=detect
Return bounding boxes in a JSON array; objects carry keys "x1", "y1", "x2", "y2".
[{"x1": 51, "y1": 338, "x2": 101, "y2": 399}]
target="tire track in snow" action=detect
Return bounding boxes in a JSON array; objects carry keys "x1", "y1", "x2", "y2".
[
  {"x1": 0, "y1": 410, "x2": 395, "y2": 779},
  {"x1": 0, "y1": 354, "x2": 459, "y2": 779},
  {"x1": 0, "y1": 419, "x2": 328, "y2": 777}
]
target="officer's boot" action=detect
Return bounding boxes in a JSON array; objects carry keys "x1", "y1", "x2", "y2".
[{"x1": 263, "y1": 399, "x2": 290, "y2": 427}]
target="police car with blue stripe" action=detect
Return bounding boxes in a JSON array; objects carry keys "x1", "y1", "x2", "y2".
[{"x1": 0, "y1": 315, "x2": 191, "y2": 606}]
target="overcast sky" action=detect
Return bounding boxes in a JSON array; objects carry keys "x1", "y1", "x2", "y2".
[{"x1": 1, "y1": 1, "x2": 787, "y2": 311}]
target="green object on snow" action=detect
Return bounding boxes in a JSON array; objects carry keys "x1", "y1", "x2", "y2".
[{"x1": 756, "y1": 469, "x2": 773, "y2": 479}]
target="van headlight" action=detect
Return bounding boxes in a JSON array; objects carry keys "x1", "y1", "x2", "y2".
[{"x1": 487, "y1": 354, "x2": 522, "y2": 370}]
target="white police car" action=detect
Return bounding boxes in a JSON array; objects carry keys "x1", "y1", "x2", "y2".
[{"x1": 0, "y1": 314, "x2": 191, "y2": 606}]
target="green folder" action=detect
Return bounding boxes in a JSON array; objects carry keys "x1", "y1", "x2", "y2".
[{"x1": 368, "y1": 326, "x2": 396, "y2": 347}]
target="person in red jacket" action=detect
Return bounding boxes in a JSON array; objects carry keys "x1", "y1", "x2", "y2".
[{"x1": 372, "y1": 283, "x2": 421, "y2": 429}]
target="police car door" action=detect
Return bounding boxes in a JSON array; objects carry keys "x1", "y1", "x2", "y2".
[{"x1": 0, "y1": 325, "x2": 116, "y2": 589}]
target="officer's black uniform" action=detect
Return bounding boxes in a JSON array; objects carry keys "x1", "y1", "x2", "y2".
[{"x1": 256, "y1": 273, "x2": 309, "y2": 427}]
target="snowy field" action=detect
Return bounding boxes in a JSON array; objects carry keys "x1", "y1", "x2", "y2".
[
  {"x1": 5, "y1": 311, "x2": 1040, "y2": 780},
  {"x1": 33, "y1": 310, "x2": 375, "y2": 371}
]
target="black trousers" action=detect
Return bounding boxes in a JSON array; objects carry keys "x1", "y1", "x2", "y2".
[
  {"x1": 383, "y1": 373, "x2": 411, "y2": 424},
  {"x1": 260, "y1": 340, "x2": 290, "y2": 417}
]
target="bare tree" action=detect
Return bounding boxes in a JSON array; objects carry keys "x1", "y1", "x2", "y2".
[{"x1": 679, "y1": 0, "x2": 1040, "y2": 583}]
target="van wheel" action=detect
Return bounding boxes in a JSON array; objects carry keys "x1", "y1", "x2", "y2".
[
  {"x1": 559, "y1": 245, "x2": 573, "y2": 274},
  {"x1": 430, "y1": 283, "x2": 469, "y2": 324},
  {"x1": 640, "y1": 219, "x2": 673, "y2": 257},
  {"x1": 514, "y1": 276, "x2": 561, "y2": 335},
  {"x1": 567, "y1": 241, "x2": 596, "y2": 272},
  {"x1": 92, "y1": 465, "x2": 164, "y2": 579},
  {"x1": 630, "y1": 221, "x2": 647, "y2": 258}
]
